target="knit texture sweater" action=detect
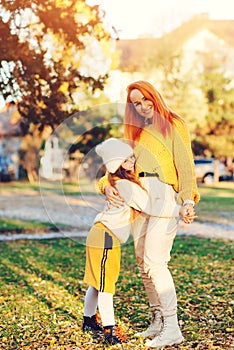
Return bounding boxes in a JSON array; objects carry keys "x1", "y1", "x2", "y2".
[{"x1": 98, "y1": 119, "x2": 200, "y2": 205}]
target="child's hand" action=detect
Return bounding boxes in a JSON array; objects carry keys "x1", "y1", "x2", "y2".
[
  {"x1": 179, "y1": 203, "x2": 197, "y2": 224},
  {"x1": 104, "y1": 186, "x2": 125, "y2": 208}
]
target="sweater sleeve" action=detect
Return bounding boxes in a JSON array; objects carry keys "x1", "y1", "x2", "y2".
[
  {"x1": 116, "y1": 180, "x2": 151, "y2": 213},
  {"x1": 97, "y1": 172, "x2": 110, "y2": 194},
  {"x1": 173, "y1": 119, "x2": 200, "y2": 204},
  {"x1": 116, "y1": 179, "x2": 181, "y2": 218}
]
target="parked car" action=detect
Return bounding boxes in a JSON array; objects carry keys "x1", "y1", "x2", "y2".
[{"x1": 194, "y1": 159, "x2": 227, "y2": 184}]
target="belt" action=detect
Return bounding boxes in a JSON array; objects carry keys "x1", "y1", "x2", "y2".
[{"x1": 139, "y1": 172, "x2": 159, "y2": 177}]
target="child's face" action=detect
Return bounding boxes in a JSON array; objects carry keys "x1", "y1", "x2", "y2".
[{"x1": 121, "y1": 154, "x2": 136, "y2": 171}]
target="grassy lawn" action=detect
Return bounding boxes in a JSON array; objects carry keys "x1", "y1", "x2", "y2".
[
  {"x1": 0, "y1": 179, "x2": 97, "y2": 196},
  {"x1": 0, "y1": 181, "x2": 233, "y2": 348},
  {"x1": 0, "y1": 236, "x2": 233, "y2": 349},
  {"x1": 0, "y1": 218, "x2": 58, "y2": 233},
  {"x1": 0, "y1": 218, "x2": 74, "y2": 234},
  {"x1": 195, "y1": 183, "x2": 234, "y2": 224}
]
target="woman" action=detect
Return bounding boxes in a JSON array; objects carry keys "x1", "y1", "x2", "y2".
[
  {"x1": 83, "y1": 138, "x2": 179, "y2": 345},
  {"x1": 98, "y1": 81, "x2": 200, "y2": 348}
]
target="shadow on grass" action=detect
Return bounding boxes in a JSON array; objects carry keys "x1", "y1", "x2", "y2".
[{"x1": 0, "y1": 236, "x2": 233, "y2": 349}]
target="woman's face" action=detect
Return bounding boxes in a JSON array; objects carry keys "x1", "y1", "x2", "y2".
[
  {"x1": 121, "y1": 154, "x2": 135, "y2": 172},
  {"x1": 129, "y1": 89, "x2": 154, "y2": 121}
]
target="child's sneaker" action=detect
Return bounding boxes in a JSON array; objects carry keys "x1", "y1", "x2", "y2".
[
  {"x1": 104, "y1": 325, "x2": 126, "y2": 345},
  {"x1": 82, "y1": 313, "x2": 103, "y2": 332}
]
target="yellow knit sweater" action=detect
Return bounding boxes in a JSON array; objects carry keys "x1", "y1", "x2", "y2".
[{"x1": 98, "y1": 119, "x2": 200, "y2": 205}]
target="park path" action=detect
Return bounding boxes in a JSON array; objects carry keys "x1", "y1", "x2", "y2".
[{"x1": 0, "y1": 193, "x2": 233, "y2": 241}]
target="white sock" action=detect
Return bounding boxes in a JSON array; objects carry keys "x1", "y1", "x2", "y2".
[
  {"x1": 84, "y1": 286, "x2": 98, "y2": 317},
  {"x1": 98, "y1": 292, "x2": 115, "y2": 327}
]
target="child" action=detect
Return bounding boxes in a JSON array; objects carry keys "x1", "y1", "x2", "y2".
[{"x1": 82, "y1": 138, "x2": 180, "y2": 345}]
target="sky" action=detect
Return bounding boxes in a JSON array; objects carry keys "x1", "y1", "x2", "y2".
[{"x1": 94, "y1": 0, "x2": 234, "y2": 39}]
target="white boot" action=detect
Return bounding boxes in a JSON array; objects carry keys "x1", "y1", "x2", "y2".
[
  {"x1": 135, "y1": 307, "x2": 163, "y2": 339},
  {"x1": 145, "y1": 314, "x2": 184, "y2": 348}
]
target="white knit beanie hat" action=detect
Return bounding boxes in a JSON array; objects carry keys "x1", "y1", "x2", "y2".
[{"x1": 95, "y1": 138, "x2": 133, "y2": 173}]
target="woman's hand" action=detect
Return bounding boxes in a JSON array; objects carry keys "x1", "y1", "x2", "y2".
[
  {"x1": 179, "y1": 203, "x2": 197, "y2": 224},
  {"x1": 104, "y1": 186, "x2": 125, "y2": 208}
]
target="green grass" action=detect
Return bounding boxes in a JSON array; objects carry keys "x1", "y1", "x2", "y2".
[
  {"x1": 0, "y1": 180, "x2": 41, "y2": 193},
  {"x1": 195, "y1": 184, "x2": 234, "y2": 224},
  {"x1": 0, "y1": 179, "x2": 97, "y2": 196},
  {"x1": 0, "y1": 236, "x2": 233, "y2": 349},
  {"x1": 0, "y1": 218, "x2": 57, "y2": 233},
  {"x1": 0, "y1": 181, "x2": 233, "y2": 347},
  {"x1": 0, "y1": 218, "x2": 73, "y2": 234}
]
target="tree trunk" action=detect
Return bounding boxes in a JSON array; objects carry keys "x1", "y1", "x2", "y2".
[{"x1": 20, "y1": 125, "x2": 53, "y2": 183}]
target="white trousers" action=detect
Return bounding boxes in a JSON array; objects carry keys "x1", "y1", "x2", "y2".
[{"x1": 132, "y1": 178, "x2": 179, "y2": 317}]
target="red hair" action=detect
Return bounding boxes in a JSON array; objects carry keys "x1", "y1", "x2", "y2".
[
  {"x1": 124, "y1": 81, "x2": 181, "y2": 144},
  {"x1": 108, "y1": 165, "x2": 146, "y2": 192}
]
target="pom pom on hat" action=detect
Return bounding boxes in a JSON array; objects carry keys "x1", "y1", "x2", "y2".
[{"x1": 95, "y1": 138, "x2": 133, "y2": 173}]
